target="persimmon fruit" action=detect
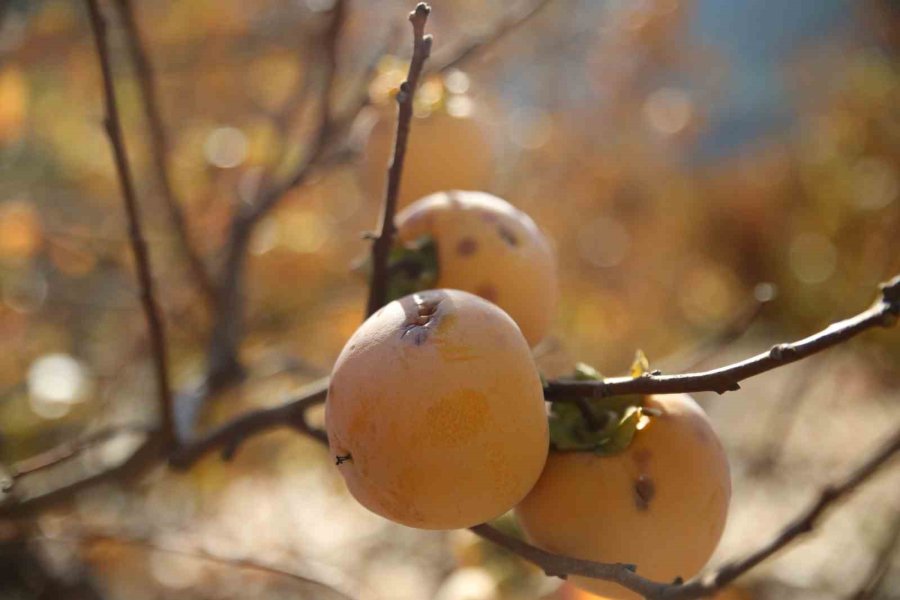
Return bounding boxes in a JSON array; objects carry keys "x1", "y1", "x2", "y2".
[
  {"x1": 515, "y1": 393, "x2": 731, "y2": 599},
  {"x1": 362, "y1": 107, "x2": 494, "y2": 208},
  {"x1": 325, "y1": 288, "x2": 549, "y2": 529},
  {"x1": 394, "y1": 190, "x2": 558, "y2": 347}
]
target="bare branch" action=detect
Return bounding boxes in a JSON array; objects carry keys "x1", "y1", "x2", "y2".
[
  {"x1": 84, "y1": 0, "x2": 176, "y2": 447},
  {"x1": 426, "y1": 0, "x2": 555, "y2": 74},
  {"x1": 7, "y1": 424, "x2": 151, "y2": 483},
  {"x1": 115, "y1": 0, "x2": 217, "y2": 307},
  {"x1": 169, "y1": 378, "x2": 328, "y2": 469},
  {"x1": 0, "y1": 435, "x2": 163, "y2": 518},
  {"x1": 469, "y1": 523, "x2": 672, "y2": 598},
  {"x1": 545, "y1": 275, "x2": 900, "y2": 401},
  {"x1": 671, "y1": 424, "x2": 900, "y2": 599},
  {"x1": 43, "y1": 529, "x2": 355, "y2": 599},
  {"x1": 366, "y1": 3, "x2": 433, "y2": 316},
  {"x1": 470, "y1": 423, "x2": 900, "y2": 599},
  {"x1": 203, "y1": 0, "x2": 348, "y2": 393}
]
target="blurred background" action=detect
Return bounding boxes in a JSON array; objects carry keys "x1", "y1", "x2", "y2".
[{"x1": 0, "y1": 0, "x2": 899, "y2": 598}]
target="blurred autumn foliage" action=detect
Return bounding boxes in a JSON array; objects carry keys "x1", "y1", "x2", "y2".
[{"x1": 0, "y1": 1, "x2": 899, "y2": 599}]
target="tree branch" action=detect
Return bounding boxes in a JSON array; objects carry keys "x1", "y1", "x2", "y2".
[
  {"x1": 169, "y1": 378, "x2": 328, "y2": 469},
  {"x1": 115, "y1": 0, "x2": 217, "y2": 308},
  {"x1": 470, "y1": 423, "x2": 900, "y2": 599},
  {"x1": 366, "y1": 3, "x2": 433, "y2": 317},
  {"x1": 426, "y1": 0, "x2": 555, "y2": 74},
  {"x1": 0, "y1": 434, "x2": 163, "y2": 518},
  {"x1": 203, "y1": 0, "x2": 348, "y2": 393},
  {"x1": 43, "y1": 528, "x2": 355, "y2": 599},
  {"x1": 84, "y1": 0, "x2": 176, "y2": 448},
  {"x1": 469, "y1": 523, "x2": 672, "y2": 598},
  {"x1": 670, "y1": 424, "x2": 900, "y2": 599},
  {"x1": 545, "y1": 275, "x2": 900, "y2": 401},
  {"x1": 7, "y1": 424, "x2": 151, "y2": 484}
]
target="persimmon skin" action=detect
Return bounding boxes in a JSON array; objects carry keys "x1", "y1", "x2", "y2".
[
  {"x1": 326, "y1": 289, "x2": 549, "y2": 530},
  {"x1": 395, "y1": 191, "x2": 558, "y2": 347},
  {"x1": 515, "y1": 394, "x2": 731, "y2": 599},
  {"x1": 362, "y1": 109, "x2": 494, "y2": 208}
]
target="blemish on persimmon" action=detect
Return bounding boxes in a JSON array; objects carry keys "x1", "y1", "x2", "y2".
[
  {"x1": 456, "y1": 237, "x2": 478, "y2": 256},
  {"x1": 634, "y1": 474, "x2": 655, "y2": 511}
]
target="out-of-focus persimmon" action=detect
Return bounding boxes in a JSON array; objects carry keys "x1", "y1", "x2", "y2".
[{"x1": 359, "y1": 102, "x2": 494, "y2": 208}]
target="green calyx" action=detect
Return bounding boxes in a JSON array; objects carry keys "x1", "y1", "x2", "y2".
[
  {"x1": 548, "y1": 353, "x2": 654, "y2": 456},
  {"x1": 383, "y1": 235, "x2": 439, "y2": 302}
]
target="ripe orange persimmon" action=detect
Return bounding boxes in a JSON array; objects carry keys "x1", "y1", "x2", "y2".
[
  {"x1": 515, "y1": 394, "x2": 731, "y2": 600},
  {"x1": 361, "y1": 107, "x2": 494, "y2": 208},
  {"x1": 395, "y1": 191, "x2": 558, "y2": 347},
  {"x1": 325, "y1": 289, "x2": 549, "y2": 529}
]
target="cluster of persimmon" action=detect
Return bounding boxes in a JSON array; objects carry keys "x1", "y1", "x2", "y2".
[{"x1": 325, "y1": 186, "x2": 731, "y2": 599}]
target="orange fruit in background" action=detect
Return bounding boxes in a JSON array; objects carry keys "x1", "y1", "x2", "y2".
[
  {"x1": 325, "y1": 289, "x2": 549, "y2": 529},
  {"x1": 515, "y1": 394, "x2": 731, "y2": 599},
  {"x1": 395, "y1": 191, "x2": 558, "y2": 347},
  {"x1": 360, "y1": 107, "x2": 494, "y2": 208}
]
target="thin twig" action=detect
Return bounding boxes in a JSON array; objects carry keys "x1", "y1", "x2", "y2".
[
  {"x1": 84, "y1": 0, "x2": 176, "y2": 448},
  {"x1": 426, "y1": 0, "x2": 556, "y2": 74},
  {"x1": 0, "y1": 435, "x2": 163, "y2": 518},
  {"x1": 470, "y1": 423, "x2": 900, "y2": 599},
  {"x1": 672, "y1": 425, "x2": 900, "y2": 599},
  {"x1": 203, "y1": 0, "x2": 348, "y2": 393},
  {"x1": 545, "y1": 275, "x2": 900, "y2": 400},
  {"x1": 678, "y1": 295, "x2": 768, "y2": 372},
  {"x1": 366, "y1": 3, "x2": 433, "y2": 317},
  {"x1": 115, "y1": 0, "x2": 217, "y2": 307},
  {"x1": 169, "y1": 378, "x2": 329, "y2": 469},
  {"x1": 8, "y1": 424, "x2": 151, "y2": 483},
  {"x1": 42, "y1": 529, "x2": 355, "y2": 599},
  {"x1": 469, "y1": 523, "x2": 672, "y2": 598}
]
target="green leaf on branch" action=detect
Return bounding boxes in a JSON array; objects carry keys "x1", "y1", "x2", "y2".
[
  {"x1": 385, "y1": 235, "x2": 439, "y2": 302},
  {"x1": 548, "y1": 362, "x2": 650, "y2": 456}
]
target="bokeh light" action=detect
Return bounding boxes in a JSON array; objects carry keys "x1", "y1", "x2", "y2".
[{"x1": 26, "y1": 353, "x2": 91, "y2": 419}]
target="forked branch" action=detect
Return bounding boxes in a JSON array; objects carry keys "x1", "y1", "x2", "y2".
[
  {"x1": 115, "y1": 0, "x2": 217, "y2": 307},
  {"x1": 84, "y1": 0, "x2": 175, "y2": 447},
  {"x1": 545, "y1": 275, "x2": 900, "y2": 400}
]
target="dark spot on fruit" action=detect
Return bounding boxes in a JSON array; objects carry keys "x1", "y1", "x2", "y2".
[
  {"x1": 634, "y1": 474, "x2": 655, "y2": 511},
  {"x1": 335, "y1": 453, "x2": 353, "y2": 465},
  {"x1": 497, "y1": 225, "x2": 518, "y2": 246},
  {"x1": 456, "y1": 237, "x2": 478, "y2": 256},
  {"x1": 476, "y1": 284, "x2": 498, "y2": 302}
]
